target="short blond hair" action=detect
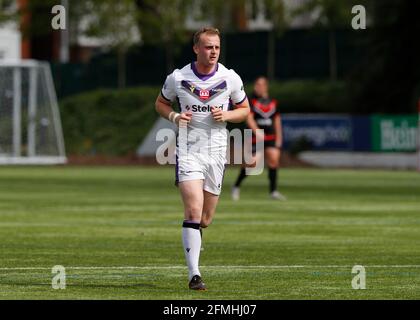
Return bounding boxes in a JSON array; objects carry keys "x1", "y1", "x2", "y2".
[{"x1": 193, "y1": 27, "x2": 220, "y2": 46}]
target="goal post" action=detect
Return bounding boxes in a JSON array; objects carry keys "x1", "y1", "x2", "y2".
[{"x1": 0, "y1": 60, "x2": 67, "y2": 165}]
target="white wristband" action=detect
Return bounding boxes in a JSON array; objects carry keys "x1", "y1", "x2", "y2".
[
  {"x1": 173, "y1": 114, "x2": 181, "y2": 124},
  {"x1": 168, "y1": 111, "x2": 180, "y2": 123}
]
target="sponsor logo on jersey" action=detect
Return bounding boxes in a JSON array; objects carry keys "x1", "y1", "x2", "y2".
[
  {"x1": 185, "y1": 104, "x2": 223, "y2": 112},
  {"x1": 257, "y1": 118, "x2": 273, "y2": 126}
]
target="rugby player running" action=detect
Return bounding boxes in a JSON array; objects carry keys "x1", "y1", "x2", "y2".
[{"x1": 155, "y1": 27, "x2": 250, "y2": 290}]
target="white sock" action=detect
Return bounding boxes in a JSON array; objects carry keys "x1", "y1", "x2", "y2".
[{"x1": 182, "y1": 221, "x2": 202, "y2": 280}]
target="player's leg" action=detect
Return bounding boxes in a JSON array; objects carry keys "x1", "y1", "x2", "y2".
[
  {"x1": 233, "y1": 166, "x2": 247, "y2": 188},
  {"x1": 179, "y1": 179, "x2": 204, "y2": 222},
  {"x1": 265, "y1": 146, "x2": 286, "y2": 200},
  {"x1": 232, "y1": 163, "x2": 248, "y2": 201},
  {"x1": 178, "y1": 180, "x2": 206, "y2": 289},
  {"x1": 201, "y1": 190, "x2": 220, "y2": 228},
  {"x1": 199, "y1": 190, "x2": 219, "y2": 253},
  {"x1": 203, "y1": 154, "x2": 225, "y2": 226},
  {"x1": 232, "y1": 142, "x2": 259, "y2": 200},
  {"x1": 244, "y1": 148, "x2": 264, "y2": 175}
]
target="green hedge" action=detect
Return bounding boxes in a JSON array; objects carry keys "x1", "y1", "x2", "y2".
[
  {"x1": 245, "y1": 80, "x2": 351, "y2": 113},
  {"x1": 59, "y1": 80, "x2": 350, "y2": 155},
  {"x1": 59, "y1": 87, "x2": 159, "y2": 155}
]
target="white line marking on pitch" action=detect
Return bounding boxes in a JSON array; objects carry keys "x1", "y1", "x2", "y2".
[{"x1": 0, "y1": 265, "x2": 420, "y2": 271}]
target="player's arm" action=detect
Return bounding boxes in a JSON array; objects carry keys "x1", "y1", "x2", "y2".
[
  {"x1": 212, "y1": 70, "x2": 250, "y2": 123},
  {"x1": 246, "y1": 111, "x2": 265, "y2": 142},
  {"x1": 228, "y1": 99, "x2": 251, "y2": 123},
  {"x1": 274, "y1": 113, "x2": 283, "y2": 148},
  {"x1": 212, "y1": 99, "x2": 250, "y2": 123},
  {"x1": 156, "y1": 72, "x2": 192, "y2": 126},
  {"x1": 246, "y1": 112, "x2": 259, "y2": 135},
  {"x1": 155, "y1": 94, "x2": 191, "y2": 126}
]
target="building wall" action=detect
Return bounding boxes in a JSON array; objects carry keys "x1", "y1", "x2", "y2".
[{"x1": 0, "y1": 23, "x2": 21, "y2": 60}]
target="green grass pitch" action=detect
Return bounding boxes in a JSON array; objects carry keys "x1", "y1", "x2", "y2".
[{"x1": 0, "y1": 166, "x2": 419, "y2": 299}]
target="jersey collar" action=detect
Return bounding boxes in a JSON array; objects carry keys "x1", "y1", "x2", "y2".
[{"x1": 191, "y1": 62, "x2": 218, "y2": 81}]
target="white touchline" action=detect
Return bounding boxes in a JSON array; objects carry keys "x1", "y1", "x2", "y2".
[{"x1": 0, "y1": 265, "x2": 420, "y2": 271}]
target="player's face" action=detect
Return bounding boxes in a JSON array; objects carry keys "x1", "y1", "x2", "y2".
[
  {"x1": 194, "y1": 34, "x2": 220, "y2": 67},
  {"x1": 254, "y1": 78, "x2": 269, "y2": 98}
]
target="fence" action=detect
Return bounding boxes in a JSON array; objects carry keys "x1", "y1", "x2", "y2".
[{"x1": 52, "y1": 29, "x2": 367, "y2": 98}]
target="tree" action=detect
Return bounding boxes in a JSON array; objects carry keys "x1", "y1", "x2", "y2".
[
  {"x1": 135, "y1": 0, "x2": 193, "y2": 73},
  {"x1": 265, "y1": 0, "x2": 287, "y2": 80},
  {"x1": 19, "y1": 0, "x2": 70, "y2": 38},
  {"x1": 13, "y1": 0, "x2": 139, "y2": 87},
  {"x1": 0, "y1": 0, "x2": 16, "y2": 25},
  {"x1": 186, "y1": 0, "x2": 240, "y2": 65},
  {"x1": 191, "y1": 0, "x2": 286, "y2": 79},
  {"x1": 351, "y1": 0, "x2": 420, "y2": 113},
  {"x1": 81, "y1": 0, "x2": 140, "y2": 88},
  {"x1": 292, "y1": 0, "x2": 365, "y2": 81}
]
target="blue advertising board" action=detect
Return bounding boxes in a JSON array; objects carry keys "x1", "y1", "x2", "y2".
[
  {"x1": 282, "y1": 115, "x2": 353, "y2": 151},
  {"x1": 351, "y1": 116, "x2": 372, "y2": 151}
]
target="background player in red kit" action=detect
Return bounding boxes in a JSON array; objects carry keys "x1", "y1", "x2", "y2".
[{"x1": 232, "y1": 76, "x2": 286, "y2": 201}]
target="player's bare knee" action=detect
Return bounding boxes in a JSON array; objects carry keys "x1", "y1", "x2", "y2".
[{"x1": 184, "y1": 206, "x2": 202, "y2": 221}]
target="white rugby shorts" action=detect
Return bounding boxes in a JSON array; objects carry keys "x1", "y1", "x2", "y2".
[{"x1": 175, "y1": 150, "x2": 227, "y2": 196}]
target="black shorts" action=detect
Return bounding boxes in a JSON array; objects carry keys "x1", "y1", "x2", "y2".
[{"x1": 251, "y1": 140, "x2": 279, "y2": 154}]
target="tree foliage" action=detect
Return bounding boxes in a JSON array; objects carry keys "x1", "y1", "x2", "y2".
[
  {"x1": 0, "y1": 0, "x2": 16, "y2": 25},
  {"x1": 135, "y1": 0, "x2": 194, "y2": 72},
  {"x1": 292, "y1": 0, "x2": 367, "y2": 81},
  {"x1": 81, "y1": 0, "x2": 139, "y2": 49},
  {"x1": 81, "y1": 0, "x2": 140, "y2": 88},
  {"x1": 292, "y1": 0, "x2": 363, "y2": 28},
  {"x1": 350, "y1": 0, "x2": 420, "y2": 113}
]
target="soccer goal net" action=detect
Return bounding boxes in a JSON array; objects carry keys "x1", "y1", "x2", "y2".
[{"x1": 0, "y1": 60, "x2": 66, "y2": 164}]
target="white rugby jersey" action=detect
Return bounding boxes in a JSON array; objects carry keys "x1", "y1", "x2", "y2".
[{"x1": 161, "y1": 62, "x2": 247, "y2": 151}]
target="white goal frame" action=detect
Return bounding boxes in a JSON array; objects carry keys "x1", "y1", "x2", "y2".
[{"x1": 0, "y1": 60, "x2": 66, "y2": 165}]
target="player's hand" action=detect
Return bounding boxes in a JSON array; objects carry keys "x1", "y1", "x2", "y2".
[
  {"x1": 275, "y1": 140, "x2": 282, "y2": 149},
  {"x1": 211, "y1": 106, "x2": 227, "y2": 122},
  {"x1": 177, "y1": 112, "x2": 192, "y2": 128},
  {"x1": 255, "y1": 130, "x2": 265, "y2": 143}
]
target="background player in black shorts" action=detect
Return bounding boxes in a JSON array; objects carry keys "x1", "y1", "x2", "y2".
[{"x1": 232, "y1": 76, "x2": 286, "y2": 201}]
